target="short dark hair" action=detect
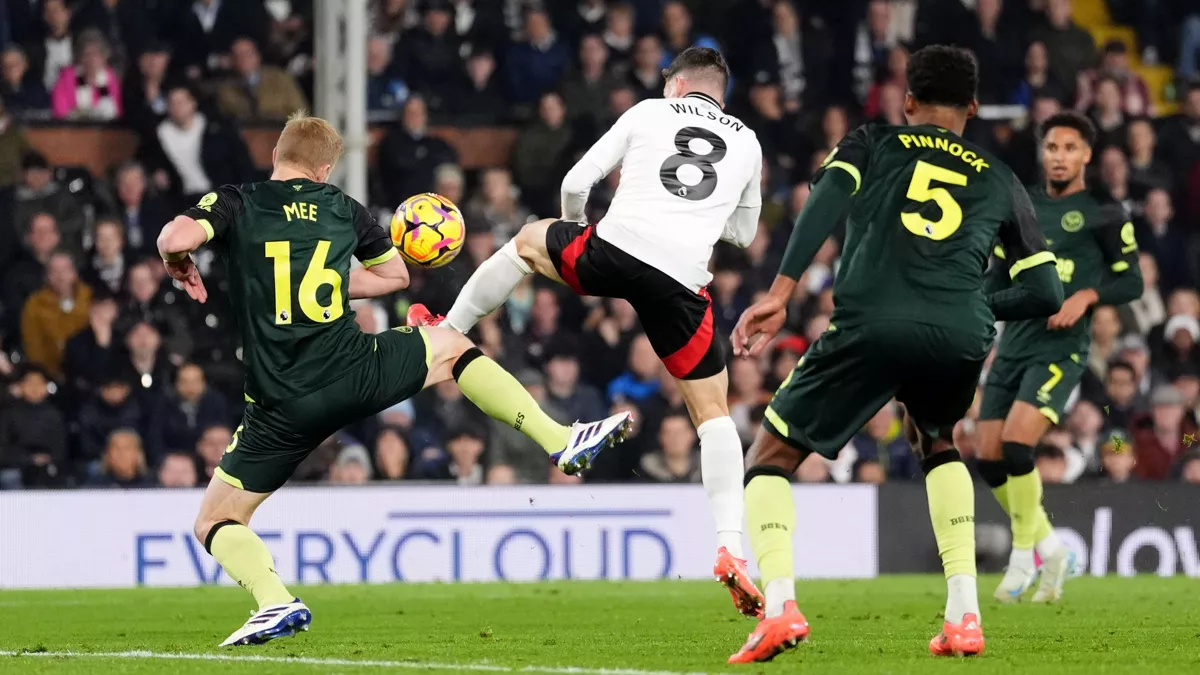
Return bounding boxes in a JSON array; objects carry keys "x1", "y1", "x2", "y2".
[
  {"x1": 1040, "y1": 110, "x2": 1097, "y2": 147},
  {"x1": 905, "y1": 45, "x2": 978, "y2": 108},
  {"x1": 1108, "y1": 360, "x2": 1136, "y2": 379},
  {"x1": 662, "y1": 46, "x2": 730, "y2": 91},
  {"x1": 1034, "y1": 444, "x2": 1066, "y2": 461}
]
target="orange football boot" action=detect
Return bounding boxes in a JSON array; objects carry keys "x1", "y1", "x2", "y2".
[
  {"x1": 929, "y1": 612, "x2": 985, "y2": 657},
  {"x1": 727, "y1": 601, "x2": 809, "y2": 664},
  {"x1": 713, "y1": 547, "x2": 765, "y2": 618}
]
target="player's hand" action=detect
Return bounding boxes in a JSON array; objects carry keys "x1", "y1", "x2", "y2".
[
  {"x1": 1047, "y1": 289, "x2": 1097, "y2": 330},
  {"x1": 732, "y1": 296, "x2": 787, "y2": 358},
  {"x1": 164, "y1": 256, "x2": 208, "y2": 304}
]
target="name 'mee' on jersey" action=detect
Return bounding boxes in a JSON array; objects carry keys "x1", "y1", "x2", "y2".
[
  {"x1": 816, "y1": 123, "x2": 1051, "y2": 345},
  {"x1": 560, "y1": 92, "x2": 763, "y2": 292},
  {"x1": 181, "y1": 179, "x2": 398, "y2": 406}
]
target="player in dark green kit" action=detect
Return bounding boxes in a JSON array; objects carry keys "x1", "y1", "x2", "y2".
[
  {"x1": 977, "y1": 112, "x2": 1141, "y2": 604},
  {"x1": 726, "y1": 47, "x2": 1064, "y2": 663},
  {"x1": 155, "y1": 113, "x2": 631, "y2": 647}
]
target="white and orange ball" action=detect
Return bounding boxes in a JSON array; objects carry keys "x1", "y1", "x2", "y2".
[{"x1": 390, "y1": 193, "x2": 465, "y2": 268}]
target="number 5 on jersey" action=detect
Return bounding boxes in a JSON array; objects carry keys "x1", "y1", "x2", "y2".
[
  {"x1": 902, "y1": 160, "x2": 968, "y2": 240},
  {"x1": 265, "y1": 240, "x2": 344, "y2": 325}
]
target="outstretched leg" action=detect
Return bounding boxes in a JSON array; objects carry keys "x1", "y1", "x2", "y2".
[{"x1": 421, "y1": 325, "x2": 631, "y2": 473}]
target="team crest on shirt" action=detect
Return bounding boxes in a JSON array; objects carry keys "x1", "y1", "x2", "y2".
[
  {"x1": 1061, "y1": 210, "x2": 1085, "y2": 232},
  {"x1": 197, "y1": 192, "x2": 218, "y2": 212}
]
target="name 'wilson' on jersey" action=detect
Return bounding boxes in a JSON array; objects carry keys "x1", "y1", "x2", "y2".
[{"x1": 572, "y1": 93, "x2": 763, "y2": 292}]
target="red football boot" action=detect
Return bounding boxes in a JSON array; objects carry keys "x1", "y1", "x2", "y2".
[
  {"x1": 929, "y1": 612, "x2": 985, "y2": 657},
  {"x1": 713, "y1": 547, "x2": 764, "y2": 619},
  {"x1": 727, "y1": 601, "x2": 809, "y2": 664},
  {"x1": 406, "y1": 303, "x2": 446, "y2": 327}
]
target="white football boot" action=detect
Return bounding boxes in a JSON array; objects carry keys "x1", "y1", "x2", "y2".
[
  {"x1": 993, "y1": 552, "x2": 1038, "y2": 603},
  {"x1": 1031, "y1": 548, "x2": 1077, "y2": 603},
  {"x1": 551, "y1": 412, "x2": 634, "y2": 475},
  {"x1": 219, "y1": 599, "x2": 311, "y2": 647}
]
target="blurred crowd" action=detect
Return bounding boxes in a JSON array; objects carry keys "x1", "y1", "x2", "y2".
[{"x1": 2, "y1": 0, "x2": 1200, "y2": 490}]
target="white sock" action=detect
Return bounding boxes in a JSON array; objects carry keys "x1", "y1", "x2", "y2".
[
  {"x1": 944, "y1": 574, "x2": 980, "y2": 624},
  {"x1": 1035, "y1": 530, "x2": 1065, "y2": 561},
  {"x1": 698, "y1": 416, "x2": 745, "y2": 558},
  {"x1": 764, "y1": 577, "x2": 795, "y2": 618},
  {"x1": 1009, "y1": 546, "x2": 1036, "y2": 572},
  {"x1": 444, "y1": 240, "x2": 532, "y2": 333}
]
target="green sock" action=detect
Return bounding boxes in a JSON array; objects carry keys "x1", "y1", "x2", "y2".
[
  {"x1": 208, "y1": 523, "x2": 293, "y2": 609},
  {"x1": 455, "y1": 350, "x2": 570, "y2": 453},
  {"x1": 1034, "y1": 504, "x2": 1053, "y2": 543},
  {"x1": 991, "y1": 484, "x2": 1010, "y2": 514},
  {"x1": 1006, "y1": 469, "x2": 1043, "y2": 549},
  {"x1": 925, "y1": 456, "x2": 976, "y2": 578},
  {"x1": 745, "y1": 473, "x2": 795, "y2": 585}
]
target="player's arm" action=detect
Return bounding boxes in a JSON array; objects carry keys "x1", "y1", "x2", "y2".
[
  {"x1": 1047, "y1": 204, "x2": 1141, "y2": 329},
  {"x1": 350, "y1": 200, "x2": 409, "y2": 298},
  {"x1": 158, "y1": 187, "x2": 243, "y2": 303},
  {"x1": 720, "y1": 143, "x2": 763, "y2": 249},
  {"x1": 731, "y1": 127, "x2": 867, "y2": 356},
  {"x1": 987, "y1": 175, "x2": 1064, "y2": 321},
  {"x1": 560, "y1": 103, "x2": 638, "y2": 221}
]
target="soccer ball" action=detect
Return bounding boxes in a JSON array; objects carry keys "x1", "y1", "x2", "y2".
[{"x1": 390, "y1": 193, "x2": 465, "y2": 268}]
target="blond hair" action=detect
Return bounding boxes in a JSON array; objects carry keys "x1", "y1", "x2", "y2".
[{"x1": 275, "y1": 111, "x2": 344, "y2": 174}]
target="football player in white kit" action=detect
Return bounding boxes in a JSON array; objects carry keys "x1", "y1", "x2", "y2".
[{"x1": 408, "y1": 47, "x2": 765, "y2": 617}]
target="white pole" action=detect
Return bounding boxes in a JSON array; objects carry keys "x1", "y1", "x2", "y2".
[{"x1": 343, "y1": 0, "x2": 369, "y2": 204}]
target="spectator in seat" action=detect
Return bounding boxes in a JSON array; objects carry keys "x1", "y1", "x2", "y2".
[
  {"x1": 511, "y1": 91, "x2": 572, "y2": 216},
  {"x1": 169, "y1": 0, "x2": 267, "y2": 78},
  {"x1": 1126, "y1": 118, "x2": 1173, "y2": 199},
  {"x1": 0, "y1": 365, "x2": 68, "y2": 488},
  {"x1": 374, "y1": 426, "x2": 411, "y2": 481},
  {"x1": 216, "y1": 37, "x2": 307, "y2": 122},
  {"x1": 394, "y1": 0, "x2": 462, "y2": 108},
  {"x1": 2, "y1": 46, "x2": 51, "y2": 115},
  {"x1": 659, "y1": 1, "x2": 720, "y2": 70},
  {"x1": 412, "y1": 378, "x2": 490, "y2": 443},
  {"x1": 851, "y1": 402, "x2": 920, "y2": 481},
  {"x1": 329, "y1": 444, "x2": 372, "y2": 485},
  {"x1": 78, "y1": 372, "x2": 143, "y2": 466},
  {"x1": 376, "y1": 95, "x2": 457, "y2": 205},
  {"x1": 1086, "y1": 305, "x2": 1122, "y2": 386},
  {"x1": 1136, "y1": 189, "x2": 1192, "y2": 295},
  {"x1": 465, "y1": 167, "x2": 531, "y2": 241},
  {"x1": 195, "y1": 423, "x2": 232, "y2": 482},
  {"x1": 122, "y1": 320, "x2": 174, "y2": 395},
  {"x1": 110, "y1": 161, "x2": 172, "y2": 257},
  {"x1": 1131, "y1": 385, "x2": 1197, "y2": 480},
  {"x1": 28, "y1": 0, "x2": 76, "y2": 93},
  {"x1": 608, "y1": 333, "x2": 662, "y2": 404},
  {"x1": 505, "y1": 7, "x2": 568, "y2": 105},
  {"x1": 560, "y1": 35, "x2": 621, "y2": 139},
  {"x1": 1180, "y1": 450, "x2": 1200, "y2": 485},
  {"x1": 728, "y1": 357, "x2": 768, "y2": 443},
  {"x1": 1098, "y1": 146, "x2": 1133, "y2": 214},
  {"x1": 1156, "y1": 313, "x2": 1200, "y2": 375},
  {"x1": 795, "y1": 451, "x2": 829, "y2": 483},
  {"x1": 1034, "y1": 444, "x2": 1068, "y2": 484},
  {"x1": 451, "y1": 49, "x2": 508, "y2": 125},
  {"x1": 51, "y1": 29, "x2": 122, "y2": 121},
  {"x1": 1086, "y1": 77, "x2": 1129, "y2": 152},
  {"x1": 1158, "y1": 83, "x2": 1200, "y2": 194},
  {"x1": 118, "y1": 260, "x2": 193, "y2": 363},
  {"x1": 850, "y1": 0, "x2": 896, "y2": 103},
  {"x1": 62, "y1": 292, "x2": 120, "y2": 408},
  {"x1": 864, "y1": 45, "x2": 907, "y2": 120},
  {"x1": 639, "y1": 411, "x2": 700, "y2": 483},
  {"x1": 1011, "y1": 41, "x2": 1067, "y2": 108},
  {"x1": 1118, "y1": 252, "x2": 1167, "y2": 337},
  {"x1": 139, "y1": 84, "x2": 256, "y2": 206},
  {"x1": 1030, "y1": 0, "x2": 1096, "y2": 99},
  {"x1": 121, "y1": 41, "x2": 173, "y2": 133},
  {"x1": 21, "y1": 250, "x2": 91, "y2": 380},
  {"x1": 423, "y1": 426, "x2": 487, "y2": 484},
  {"x1": 2, "y1": 213, "x2": 61, "y2": 336},
  {"x1": 1075, "y1": 40, "x2": 1154, "y2": 118},
  {"x1": 1065, "y1": 399, "x2": 1106, "y2": 481},
  {"x1": 14, "y1": 152, "x2": 84, "y2": 258},
  {"x1": 157, "y1": 451, "x2": 199, "y2": 488},
  {"x1": 1099, "y1": 431, "x2": 1135, "y2": 483},
  {"x1": 602, "y1": 2, "x2": 636, "y2": 70},
  {"x1": 544, "y1": 336, "x2": 606, "y2": 425},
  {"x1": 88, "y1": 428, "x2": 153, "y2": 488},
  {"x1": 0, "y1": 97, "x2": 33, "y2": 190},
  {"x1": 628, "y1": 34, "x2": 664, "y2": 101},
  {"x1": 73, "y1": 0, "x2": 156, "y2": 72},
  {"x1": 83, "y1": 217, "x2": 128, "y2": 295},
  {"x1": 158, "y1": 362, "x2": 230, "y2": 454},
  {"x1": 967, "y1": 0, "x2": 1020, "y2": 104},
  {"x1": 366, "y1": 35, "x2": 408, "y2": 116}
]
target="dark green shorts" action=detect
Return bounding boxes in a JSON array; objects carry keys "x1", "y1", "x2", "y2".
[
  {"x1": 764, "y1": 321, "x2": 987, "y2": 459},
  {"x1": 979, "y1": 352, "x2": 1084, "y2": 426},
  {"x1": 217, "y1": 327, "x2": 431, "y2": 492}
]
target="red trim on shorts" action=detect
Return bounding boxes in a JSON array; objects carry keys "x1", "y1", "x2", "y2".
[
  {"x1": 661, "y1": 287, "x2": 715, "y2": 378},
  {"x1": 559, "y1": 225, "x2": 592, "y2": 295}
]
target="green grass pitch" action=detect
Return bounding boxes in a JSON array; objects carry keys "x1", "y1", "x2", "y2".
[{"x1": 1, "y1": 576, "x2": 1197, "y2": 675}]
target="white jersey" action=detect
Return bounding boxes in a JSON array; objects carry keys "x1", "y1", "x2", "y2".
[{"x1": 560, "y1": 93, "x2": 763, "y2": 291}]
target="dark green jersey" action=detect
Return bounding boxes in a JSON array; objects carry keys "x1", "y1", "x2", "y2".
[
  {"x1": 182, "y1": 179, "x2": 398, "y2": 406},
  {"x1": 816, "y1": 123, "x2": 1050, "y2": 347},
  {"x1": 993, "y1": 186, "x2": 1140, "y2": 359}
]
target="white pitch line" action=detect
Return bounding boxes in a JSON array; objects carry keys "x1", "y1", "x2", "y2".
[{"x1": 0, "y1": 650, "x2": 718, "y2": 675}]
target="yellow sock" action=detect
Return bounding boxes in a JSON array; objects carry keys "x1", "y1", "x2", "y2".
[
  {"x1": 209, "y1": 523, "x2": 293, "y2": 609},
  {"x1": 1006, "y1": 470, "x2": 1043, "y2": 549},
  {"x1": 745, "y1": 473, "x2": 795, "y2": 585},
  {"x1": 925, "y1": 458, "x2": 976, "y2": 578},
  {"x1": 1034, "y1": 505, "x2": 1053, "y2": 543},
  {"x1": 991, "y1": 484, "x2": 1010, "y2": 514},
  {"x1": 455, "y1": 351, "x2": 570, "y2": 453}
]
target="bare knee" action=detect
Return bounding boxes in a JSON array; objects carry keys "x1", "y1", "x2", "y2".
[
  {"x1": 744, "y1": 428, "x2": 805, "y2": 477},
  {"x1": 424, "y1": 326, "x2": 476, "y2": 386},
  {"x1": 514, "y1": 219, "x2": 555, "y2": 267}
]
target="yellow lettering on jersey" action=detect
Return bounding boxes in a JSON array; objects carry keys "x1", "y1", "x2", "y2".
[
  {"x1": 898, "y1": 133, "x2": 991, "y2": 173},
  {"x1": 283, "y1": 202, "x2": 319, "y2": 222},
  {"x1": 1056, "y1": 257, "x2": 1075, "y2": 284}
]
